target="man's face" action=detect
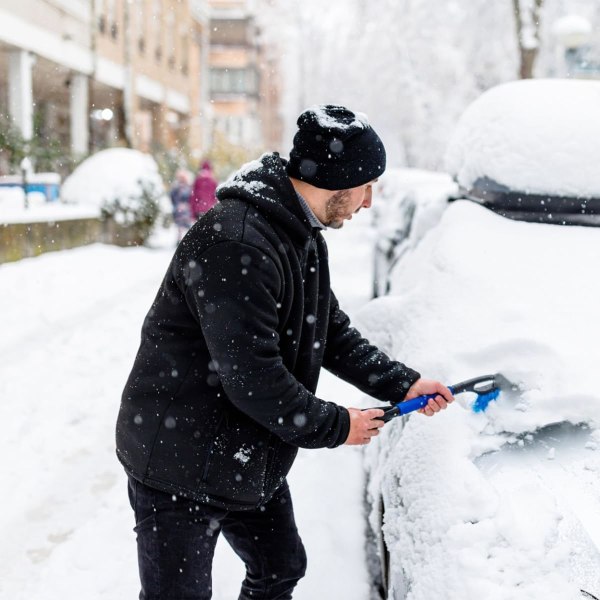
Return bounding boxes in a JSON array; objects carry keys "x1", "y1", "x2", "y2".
[{"x1": 324, "y1": 180, "x2": 376, "y2": 229}]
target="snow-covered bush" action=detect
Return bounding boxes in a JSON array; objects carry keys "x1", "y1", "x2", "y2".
[
  {"x1": 100, "y1": 178, "x2": 163, "y2": 244},
  {"x1": 61, "y1": 148, "x2": 168, "y2": 244}
]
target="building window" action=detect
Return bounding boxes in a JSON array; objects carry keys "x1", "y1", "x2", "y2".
[
  {"x1": 211, "y1": 19, "x2": 249, "y2": 46},
  {"x1": 153, "y1": 0, "x2": 162, "y2": 63},
  {"x1": 247, "y1": 68, "x2": 258, "y2": 94},
  {"x1": 107, "y1": 0, "x2": 118, "y2": 39},
  {"x1": 135, "y1": 0, "x2": 145, "y2": 54},
  {"x1": 97, "y1": 0, "x2": 106, "y2": 33},
  {"x1": 166, "y1": 13, "x2": 175, "y2": 70},
  {"x1": 181, "y1": 27, "x2": 189, "y2": 75},
  {"x1": 210, "y1": 68, "x2": 258, "y2": 95}
]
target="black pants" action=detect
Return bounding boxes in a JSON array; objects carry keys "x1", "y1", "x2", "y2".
[{"x1": 128, "y1": 476, "x2": 307, "y2": 599}]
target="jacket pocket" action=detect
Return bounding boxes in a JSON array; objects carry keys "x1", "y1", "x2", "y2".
[{"x1": 199, "y1": 410, "x2": 271, "y2": 505}]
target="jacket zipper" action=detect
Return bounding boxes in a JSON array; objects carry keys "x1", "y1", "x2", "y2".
[{"x1": 200, "y1": 413, "x2": 226, "y2": 483}]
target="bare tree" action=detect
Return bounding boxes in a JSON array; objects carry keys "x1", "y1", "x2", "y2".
[
  {"x1": 512, "y1": 0, "x2": 545, "y2": 78},
  {"x1": 259, "y1": 0, "x2": 519, "y2": 169}
]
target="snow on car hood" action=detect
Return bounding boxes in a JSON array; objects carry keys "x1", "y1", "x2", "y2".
[
  {"x1": 357, "y1": 201, "x2": 600, "y2": 599},
  {"x1": 361, "y1": 200, "x2": 600, "y2": 434},
  {"x1": 445, "y1": 79, "x2": 600, "y2": 199}
]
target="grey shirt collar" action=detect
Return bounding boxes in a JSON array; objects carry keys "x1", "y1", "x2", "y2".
[{"x1": 295, "y1": 191, "x2": 326, "y2": 230}]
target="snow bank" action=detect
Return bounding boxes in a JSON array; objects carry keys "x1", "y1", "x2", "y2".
[
  {"x1": 445, "y1": 79, "x2": 600, "y2": 199},
  {"x1": 61, "y1": 148, "x2": 167, "y2": 211},
  {"x1": 0, "y1": 187, "x2": 100, "y2": 224},
  {"x1": 1, "y1": 149, "x2": 169, "y2": 225},
  {"x1": 358, "y1": 201, "x2": 600, "y2": 599},
  {"x1": 552, "y1": 15, "x2": 592, "y2": 40}
]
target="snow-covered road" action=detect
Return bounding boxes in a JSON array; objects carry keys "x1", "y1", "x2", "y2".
[{"x1": 0, "y1": 212, "x2": 375, "y2": 599}]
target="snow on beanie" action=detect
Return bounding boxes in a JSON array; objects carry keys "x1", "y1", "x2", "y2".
[{"x1": 286, "y1": 104, "x2": 386, "y2": 190}]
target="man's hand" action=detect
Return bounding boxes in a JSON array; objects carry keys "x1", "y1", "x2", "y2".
[
  {"x1": 405, "y1": 378, "x2": 454, "y2": 417},
  {"x1": 344, "y1": 408, "x2": 385, "y2": 445}
]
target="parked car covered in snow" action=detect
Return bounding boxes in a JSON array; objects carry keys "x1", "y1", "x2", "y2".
[
  {"x1": 360, "y1": 79, "x2": 600, "y2": 600},
  {"x1": 371, "y1": 169, "x2": 456, "y2": 298}
]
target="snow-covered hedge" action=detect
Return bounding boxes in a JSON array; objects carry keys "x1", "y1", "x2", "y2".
[{"x1": 61, "y1": 148, "x2": 168, "y2": 244}]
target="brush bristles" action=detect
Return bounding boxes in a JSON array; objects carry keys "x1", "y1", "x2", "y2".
[{"x1": 472, "y1": 388, "x2": 500, "y2": 413}]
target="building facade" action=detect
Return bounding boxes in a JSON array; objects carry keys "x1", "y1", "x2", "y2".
[
  {"x1": 208, "y1": 0, "x2": 283, "y2": 153},
  {"x1": 0, "y1": 0, "x2": 211, "y2": 170},
  {"x1": 0, "y1": 0, "x2": 283, "y2": 176}
]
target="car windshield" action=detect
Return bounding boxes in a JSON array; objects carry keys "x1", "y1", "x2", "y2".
[{"x1": 459, "y1": 175, "x2": 600, "y2": 227}]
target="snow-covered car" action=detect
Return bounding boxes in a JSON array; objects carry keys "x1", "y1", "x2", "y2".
[
  {"x1": 371, "y1": 170, "x2": 456, "y2": 298},
  {"x1": 360, "y1": 79, "x2": 600, "y2": 600}
]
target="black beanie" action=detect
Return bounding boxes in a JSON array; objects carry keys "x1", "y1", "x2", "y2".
[{"x1": 286, "y1": 104, "x2": 386, "y2": 190}]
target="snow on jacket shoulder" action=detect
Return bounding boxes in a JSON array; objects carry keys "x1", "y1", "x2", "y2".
[{"x1": 116, "y1": 153, "x2": 419, "y2": 510}]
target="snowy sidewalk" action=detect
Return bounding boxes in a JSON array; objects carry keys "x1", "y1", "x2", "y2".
[{"x1": 0, "y1": 212, "x2": 376, "y2": 599}]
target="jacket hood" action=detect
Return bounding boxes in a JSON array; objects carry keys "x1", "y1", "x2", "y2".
[{"x1": 216, "y1": 152, "x2": 314, "y2": 243}]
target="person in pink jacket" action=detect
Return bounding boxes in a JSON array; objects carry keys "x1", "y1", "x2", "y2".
[{"x1": 190, "y1": 160, "x2": 218, "y2": 220}]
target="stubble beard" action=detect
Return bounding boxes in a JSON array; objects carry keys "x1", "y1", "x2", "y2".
[{"x1": 324, "y1": 189, "x2": 352, "y2": 229}]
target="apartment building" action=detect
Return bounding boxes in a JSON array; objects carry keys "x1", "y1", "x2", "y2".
[
  {"x1": 0, "y1": 0, "x2": 211, "y2": 165},
  {"x1": 208, "y1": 0, "x2": 283, "y2": 152}
]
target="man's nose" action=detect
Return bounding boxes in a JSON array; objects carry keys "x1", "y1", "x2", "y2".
[{"x1": 362, "y1": 190, "x2": 373, "y2": 208}]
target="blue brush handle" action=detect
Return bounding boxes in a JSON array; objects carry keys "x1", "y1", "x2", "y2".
[{"x1": 396, "y1": 385, "x2": 456, "y2": 416}]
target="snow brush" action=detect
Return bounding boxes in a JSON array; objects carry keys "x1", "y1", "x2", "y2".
[{"x1": 370, "y1": 373, "x2": 516, "y2": 423}]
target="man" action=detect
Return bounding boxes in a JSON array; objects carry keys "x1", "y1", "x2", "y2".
[{"x1": 116, "y1": 105, "x2": 453, "y2": 599}]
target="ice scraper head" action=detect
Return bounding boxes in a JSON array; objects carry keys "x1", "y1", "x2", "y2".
[
  {"x1": 470, "y1": 373, "x2": 518, "y2": 412},
  {"x1": 472, "y1": 387, "x2": 500, "y2": 412}
]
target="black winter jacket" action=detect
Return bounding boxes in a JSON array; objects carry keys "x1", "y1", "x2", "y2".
[{"x1": 116, "y1": 153, "x2": 420, "y2": 510}]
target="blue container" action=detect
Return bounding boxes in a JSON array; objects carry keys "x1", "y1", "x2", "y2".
[{"x1": 0, "y1": 173, "x2": 61, "y2": 202}]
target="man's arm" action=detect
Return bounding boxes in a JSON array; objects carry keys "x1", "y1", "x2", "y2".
[
  {"x1": 323, "y1": 291, "x2": 421, "y2": 403},
  {"x1": 323, "y1": 292, "x2": 454, "y2": 416},
  {"x1": 178, "y1": 241, "x2": 350, "y2": 449}
]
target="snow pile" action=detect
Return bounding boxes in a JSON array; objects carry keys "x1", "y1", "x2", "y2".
[
  {"x1": 0, "y1": 187, "x2": 45, "y2": 210},
  {"x1": 0, "y1": 187, "x2": 100, "y2": 224},
  {"x1": 358, "y1": 201, "x2": 600, "y2": 599},
  {"x1": 0, "y1": 244, "x2": 173, "y2": 599},
  {"x1": 61, "y1": 148, "x2": 168, "y2": 216},
  {"x1": 1, "y1": 188, "x2": 43, "y2": 218},
  {"x1": 552, "y1": 15, "x2": 592, "y2": 41},
  {"x1": 445, "y1": 79, "x2": 600, "y2": 198}
]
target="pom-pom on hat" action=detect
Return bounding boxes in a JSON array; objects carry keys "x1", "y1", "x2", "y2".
[{"x1": 286, "y1": 104, "x2": 386, "y2": 190}]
